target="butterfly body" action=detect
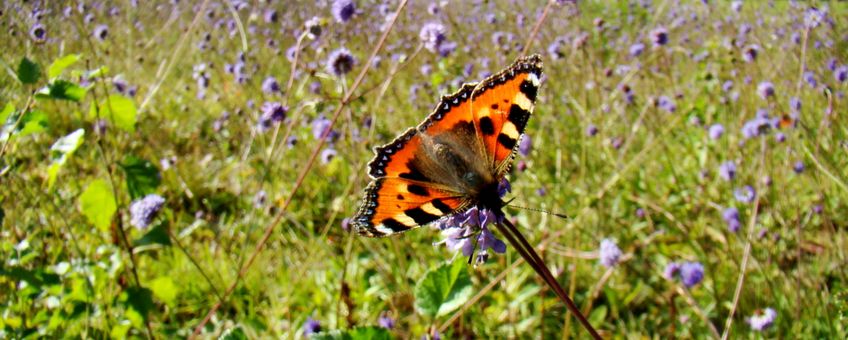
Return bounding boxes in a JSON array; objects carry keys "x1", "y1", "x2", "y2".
[{"x1": 353, "y1": 55, "x2": 543, "y2": 237}]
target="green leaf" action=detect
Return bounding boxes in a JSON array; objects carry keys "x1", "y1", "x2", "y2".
[
  {"x1": 79, "y1": 179, "x2": 116, "y2": 231},
  {"x1": 47, "y1": 129, "x2": 85, "y2": 188},
  {"x1": 120, "y1": 156, "x2": 161, "y2": 199},
  {"x1": 312, "y1": 327, "x2": 392, "y2": 340},
  {"x1": 37, "y1": 80, "x2": 87, "y2": 102},
  {"x1": 48, "y1": 54, "x2": 81, "y2": 79},
  {"x1": 17, "y1": 57, "x2": 41, "y2": 84},
  {"x1": 588, "y1": 305, "x2": 608, "y2": 328},
  {"x1": 0, "y1": 103, "x2": 14, "y2": 122},
  {"x1": 219, "y1": 326, "x2": 248, "y2": 340},
  {"x1": 133, "y1": 223, "x2": 171, "y2": 247},
  {"x1": 123, "y1": 287, "x2": 154, "y2": 327},
  {"x1": 414, "y1": 259, "x2": 473, "y2": 318},
  {"x1": 19, "y1": 110, "x2": 48, "y2": 136},
  {"x1": 149, "y1": 277, "x2": 179, "y2": 306},
  {"x1": 101, "y1": 95, "x2": 137, "y2": 132}
]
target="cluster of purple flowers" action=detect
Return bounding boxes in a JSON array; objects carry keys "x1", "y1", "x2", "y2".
[
  {"x1": 435, "y1": 207, "x2": 507, "y2": 265},
  {"x1": 722, "y1": 207, "x2": 742, "y2": 233},
  {"x1": 598, "y1": 238, "x2": 622, "y2": 268},
  {"x1": 129, "y1": 194, "x2": 166, "y2": 230},
  {"x1": 746, "y1": 308, "x2": 777, "y2": 331}
]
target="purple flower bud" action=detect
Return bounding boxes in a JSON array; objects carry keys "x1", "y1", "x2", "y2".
[
  {"x1": 326, "y1": 48, "x2": 356, "y2": 77},
  {"x1": 320, "y1": 148, "x2": 338, "y2": 164},
  {"x1": 378, "y1": 312, "x2": 395, "y2": 329},
  {"x1": 718, "y1": 161, "x2": 736, "y2": 181},
  {"x1": 708, "y1": 124, "x2": 724, "y2": 139},
  {"x1": 341, "y1": 217, "x2": 351, "y2": 232},
  {"x1": 30, "y1": 23, "x2": 46, "y2": 42},
  {"x1": 303, "y1": 317, "x2": 322, "y2": 336},
  {"x1": 93, "y1": 24, "x2": 109, "y2": 41},
  {"x1": 679, "y1": 261, "x2": 704, "y2": 288},
  {"x1": 599, "y1": 238, "x2": 622, "y2": 268},
  {"x1": 664, "y1": 262, "x2": 681, "y2": 280},
  {"x1": 518, "y1": 135, "x2": 532, "y2": 156},
  {"x1": 419, "y1": 22, "x2": 447, "y2": 53},
  {"x1": 261, "y1": 76, "x2": 280, "y2": 94},
  {"x1": 803, "y1": 71, "x2": 817, "y2": 88},
  {"x1": 789, "y1": 97, "x2": 801, "y2": 112},
  {"x1": 734, "y1": 185, "x2": 756, "y2": 204},
  {"x1": 756, "y1": 81, "x2": 775, "y2": 99},
  {"x1": 629, "y1": 43, "x2": 645, "y2": 57},
  {"x1": 650, "y1": 26, "x2": 669, "y2": 46},
  {"x1": 331, "y1": 0, "x2": 355, "y2": 23},
  {"x1": 747, "y1": 308, "x2": 777, "y2": 331},
  {"x1": 835, "y1": 66, "x2": 848, "y2": 83},
  {"x1": 586, "y1": 124, "x2": 599, "y2": 136},
  {"x1": 723, "y1": 207, "x2": 741, "y2": 233},
  {"x1": 129, "y1": 194, "x2": 166, "y2": 230},
  {"x1": 793, "y1": 160, "x2": 805, "y2": 174}
]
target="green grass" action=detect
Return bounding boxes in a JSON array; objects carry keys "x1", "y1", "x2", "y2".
[{"x1": 1, "y1": 0, "x2": 847, "y2": 338}]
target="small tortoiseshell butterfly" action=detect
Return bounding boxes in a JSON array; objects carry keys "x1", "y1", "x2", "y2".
[{"x1": 352, "y1": 54, "x2": 543, "y2": 237}]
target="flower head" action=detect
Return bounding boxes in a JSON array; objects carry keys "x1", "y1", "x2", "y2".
[
  {"x1": 835, "y1": 66, "x2": 848, "y2": 83},
  {"x1": 30, "y1": 23, "x2": 46, "y2": 42},
  {"x1": 305, "y1": 16, "x2": 322, "y2": 40},
  {"x1": 419, "y1": 22, "x2": 447, "y2": 53},
  {"x1": 599, "y1": 239, "x2": 622, "y2": 268},
  {"x1": 746, "y1": 308, "x2": 776, "y2": 331},
  {"x1": 708, "y1": 124, "x2": 724, "y2": 139},
  {"x1": 303, "y1": 317, "x2": 322, "y2": 336},
  {"x1": 734, "y1": 185, "x2": 756, "y2": 204},
  {"x1": 757, "y1": 81, "x2": 775, "y2": 99},
  {"x1": 723, "y1": 207, "x2": 742, "y2": 232},
  {"x1": 679, "y1": 261, "x2": 704, "y2": 288},
  {"x1": 129, "y1": 194, "x2": 165, "y2": 230},
  {"x1": 331, "y1": 0, "x2": 355, "y2": 23},
  {"x1": 629, "y1": 43, "x2": 645, "y2": 57},
  {"x1": 93, "y1": 24, "x2": 109, "y2": 41},
  {"x1": 650, "y1": 26, "x2": 669, "y2": 46},
  {"x1": 518, "y1": 135, "x2": 532, "y2": 156},
  {"x1": 664, "y1": 262, "x2": 681, "y2": 280},
  {"x1": 718, "y1": 161, "x2": 737, "y2": 181},
  {"x1": 261, "y1": 76, "x2": 280, "y2": 94},
  {"x1": 326, "y1": 48, "x2": 356, "y2": 76},
  {"x1": 436, "y1": 207, "x2": 506, "y2": 263},
  {"x1": 321, "y1": 148, "x2": 338, "y2": 164},
  {"x1": 378, "y1": 312, "x2": 395, "y2": 329}
]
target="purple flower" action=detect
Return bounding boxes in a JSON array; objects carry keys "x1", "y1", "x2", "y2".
[
  {"x1": 129, "y1": 194, "x2": 166, "y2": 230},
  {"x1": 708, "y1": 124, "x2": 724, "y2": 139},
  {"x1": 378, "y1": 312, "x2": 395, "y2": 329},
  {"x1": 599, "y1": 239, "x2": 622, "y2": 268},
  {"x1": 731, "y1": 1, "x2": 742, "y2": 12},
  {"x1": 756, "y1": 81, "x2": 775, "y2": 100},
  {"x1": 586, "y1": 124, "x2": 599, "y2": 136},
  {"x1": 664, "y1": 262, "x2": 681, "y2": 280},
  {"x1": 722, "y1": 80, "x2": 734, "y2": 92},
  {"x1": 742, "y1": 44, "x2": 758, "y2": 63},
  {"x1": 436, "y1": 207, "x2": 506, "y2": 263},
  {"x1": 793, "y1": 160, "x2": 805, "y2": 174},
  {"x1": 734, "y1": 185, "x2": 756, "y2": 204},
  {"x1": 657, "y1": 96, "x2": 676, "y2": 113},
  {"x1": 789, "y1": 97, "x2": 801, "y2": 112},
  {"x1": 741, "y1": 117, "x2": 772, "y2": 138},
  {"x1": 341, "y1": 217, "x2": 351, "y2": 232},
  {"x1": 419, "y1": 22, "x2": 447, "y2": 53},
  {"x1": 331, "y1": 0, "x2": 355, "y2": 23},
  {"x1": 305, "y1": 16, "x2": 322, "y2": 40},
  {"x1": 321, "y1": 148, "x2": 338, "y2": 164},
  {"x1": 629, "y1": 43, "x2": 645, "y2": 57},
  {"x1": 835, "y1": 66, "x2": 848, "y2": 83},
  {"x1": 679, "y1": 262, "x2": 704, "y2": 288},
  {"x1": 723, "y1": 207, "x2": 741, "y2": 233},
  {"x1": 497, "y1": 178, "x2": 511, "y2": 198},
  {"x1": 303, "y1": 317, "x2": 322, "y2": 336},
  {"x1": 30, "y1": 23, "x2": 46, "y2": 42},
  {"x1": 650, "y1": 26, "x2": 669, "y2": 46},
  {"x1": 253, "y1": 190, "x2": 267, "y2": 209},
  {"x1": 775, "y1": 132, "x2": 786, "y2": 143},
  {"x1": 518, "y1": 135, "x2": 532, "y2": 156},
  {"x1": 803, "y1": 71, "x2": 818, "y2": 88},
  {"x1": 746, "y1": 308, "x2": 777, "y2": 331},
  {"x1": 326, "y1": 48, "x2": 356, "y2": 77},
  {"x1": 261, "y1": 76, "x2": 280, "y2": 94},
  {"x1": 312, "y1": 116, "x2": 337, "y2": 141},
  {"x1": 718, "y1": 161, "x2": 736, "y2": 181},
  {"x1": 93, "y1": 24, "x2": 109, "y2": 41},
  {"x1": 804, "y1": 8, "x2": 825, "y2": 29}
]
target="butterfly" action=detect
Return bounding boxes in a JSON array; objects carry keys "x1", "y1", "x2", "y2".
[{"x1": 351, "y1": 54, "x2": 543, "y2": 237}]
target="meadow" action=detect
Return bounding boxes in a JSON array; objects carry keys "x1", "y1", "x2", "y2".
[{"x1": 1, "y1": 0, "x2": 847, "y2": 338}]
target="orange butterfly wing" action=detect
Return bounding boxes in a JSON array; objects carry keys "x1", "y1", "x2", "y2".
[{"x1": 353, "y1": 55, "x2": 543, "y2": 237}]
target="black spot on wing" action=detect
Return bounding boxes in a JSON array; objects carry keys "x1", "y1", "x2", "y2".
[
  {"x1": 407, "y1": 184, "x2": 429, "y2": 197},
  {"x1": 520, "y1": 78, "x2": 538, "y2": 101},
  {"x1": 431, "y1": 199, "x2": 453, "y2": 214},
  {"x1": 382, "y1": 218, "x2": 411, "y2": 232},
  {"x1": 396, "y1": 194, "x2": 404, "y2": 200},
  {"x1": 497, "y1": 133, "x2": 517, "y2": 149},
  {"x1": 479, "y1": 116, "x2": 495, "y2": 135},
  {"x1": 508, "y1": 104, "x2": 531, "y2": 134},
  {"x1": 405, "y1": 207, "x2": 440, "y2": 225},
  {"x1": 398, "y1": 162, "x2": 429, "y2": 182}
]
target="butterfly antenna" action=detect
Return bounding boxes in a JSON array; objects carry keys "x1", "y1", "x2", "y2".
[{"x1": 505, "y1": 203, "x2": 570, "y2": 220}]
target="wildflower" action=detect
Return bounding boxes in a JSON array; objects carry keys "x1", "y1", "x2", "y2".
[
  {"x1": 803, "y1": 71, "x2": 817, "y2": 88},
  {"x1": 746, "y1": 308, "x2": 776, "y2": 331},
  {"x1": 94, "y1": 119, "x2": 108, "y2": 136},
  {"x1": 775, "y1": 132, "x2": 786, "y2": 143},
  {"x1": 718, "y1": 161, "x2": 736, "y2": 181},
  {"x1": 629, "y1": 43, "x2": 645, "y2": 57},
  {"x1": 326, "y1": 48, "x2": 356, "y2": 76},
  {"x1": 129, "y1": 194, "x2": 166, "y2": 230},
  {"x1": 664, "y1": 262, "x2": 681, "y2": 280},
  {"x1": 734, "y1": 185, "x2": 756, "y2": 204},
  {"x1": 723, "y1": 207, "x2": 742, "y2": 233},
  {"x1": 321, "y1": 148, "x2": 338, "y2": 164},
  {"x1": 261, "y1": 77, "x2": 280, "y2": 94},
  {"x1": 378, "y1": 312, "x2": 395, "y2": 329},
  {"x1": 657, "y1": 96, "x2": 676, "y2": 113},
  {"x1": 741, "y1": 117, "x2": 772, "y2": 138},
  {"x1": 497, "y1": 178, "x2": 511, "y2": 197},
  {"x1": 260, "y1": 102, "x2": 287, "y2": 124},
  {"x1": 548, "y1": 39, "x2": 565, "y2": 60},
  {"x1": 708, "y1": 124, "x2": 724, "y2": 139},
  {"x1": 586, "y1": 124, "x2": 599, "y2": 136},
  {"x1": 650, "y1": 26, "x2": 668, "y2": 46},
  {"x1": 264, "y1": 8, "x2": 278, "y2": 23},
  {"x1": 731, "y1": 1, "x2": 742, "y2": 12},
  {"x1": 312, "y1": 116, "x2": 337, "y2": 140},
  {"x1": 599, "y1": 239, "x2": 622, "y2": 268},
  {"x1": 835, "y1": 66, "x2": 848, "y2": 83},
  {"x1": 789, "y1": 97, "x2": 801, "y2": 112},
  {"x1": 722, "y1": 80, "x2": 734, "y2": 92},
  {"x1": 253, "y1": 190, "x2": 267, "y2": 209},
  {"x1": 436, "y1": 207, "x2": 506, "y2": 263},
  {"x1": 679, "y1": 262, "x2": 704, "y2": 288},
  {"x1": 93, "y1": 24, "x2": 109, "y2": 41},
  {"x1": 331, "y1": 0, "x2": 355, "y2": 23},
  {"x1": 804, "y1": 8, "x2": 824, "y2": 29},
  {"x1": 635, "y1": 208, "x2": 645, "y2": 219},
  {"x1": 30, "y1": 23, "x2": 46, "y2": 42},
  {"x1": 518, "y1": 135, "x2": 532, "y2": 156},
  {"x1": 756, "y1": 81, "x2": 775, "y2": 99},
  {"x1": 305, "y1": 16, "x2": 322, "y2": 40},
  {"x1": 742, "y1": 44, "x2": 758, "y2": 63},
  {"x1": 303, "y1": 317, "x2": 322, "y2": 336},
  {"x1": 793, "y1": 160, "x2": 805, "y2": 174},
  {"x1": 419, "y1": 22, "x2": 447, "y2": 53},
  {"x1": 341, "y1": 217, "x2": 351, "y2": 232}
]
